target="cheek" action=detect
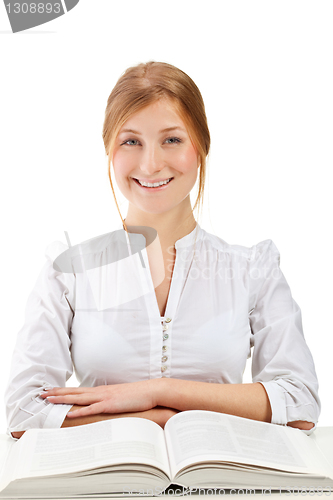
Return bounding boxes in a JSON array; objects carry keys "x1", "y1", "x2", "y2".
[
  {"x1": 112, "y1": 152, "x2": 132, "y2": 183},
  {"x1": 177, "y1": 145, "x2": 199, "y2": 173}
]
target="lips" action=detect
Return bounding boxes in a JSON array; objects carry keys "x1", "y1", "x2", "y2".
[
  {"x1": 133, "y1": 177, "x2": 173, "y2": 187},
  {"x1": 132, "y1": 177, "x2": 174, "y2": 189}
]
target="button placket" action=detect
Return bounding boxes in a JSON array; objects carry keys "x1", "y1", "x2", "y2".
[{"x1": 161, "y1": 317, "x2": 172, "y2": 376}]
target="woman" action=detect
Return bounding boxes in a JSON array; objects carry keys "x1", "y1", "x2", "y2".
[{"x1": 5, "y1": 61, "x2": 320, "y2": 439}]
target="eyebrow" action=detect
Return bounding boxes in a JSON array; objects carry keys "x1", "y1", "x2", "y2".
[{"x1": 118, "y1": 126, "x2": 186, "y2": 135}]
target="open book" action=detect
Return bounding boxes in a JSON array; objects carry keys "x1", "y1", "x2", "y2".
[{"x1": 1, "y1": 410, "x2": 333, "y2": 498}]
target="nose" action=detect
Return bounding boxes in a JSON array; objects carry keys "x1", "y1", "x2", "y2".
[{"x1": 139, "y1": 144, "x2": 164, "y2": 176}]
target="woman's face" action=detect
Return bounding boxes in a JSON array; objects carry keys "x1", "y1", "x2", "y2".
[{"x1": 112, "y1": 98, "x2": 200, "y2": 216}]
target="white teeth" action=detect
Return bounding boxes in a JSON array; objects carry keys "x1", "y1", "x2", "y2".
[{"x1": 136, "y1": 178, "x2": 172, "y2": 187}]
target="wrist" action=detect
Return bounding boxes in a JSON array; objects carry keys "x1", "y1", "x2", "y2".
[{"x1": 150, "y1": 377, "x2": 170, "y2": 407}]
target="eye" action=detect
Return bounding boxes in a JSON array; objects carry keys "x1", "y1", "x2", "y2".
[
  {"x1": 165, "y1": 137, "x2": 182, "y2": 144},
  {"x1": 121, "y1": 139, "x2": 140, "y2": 146}
]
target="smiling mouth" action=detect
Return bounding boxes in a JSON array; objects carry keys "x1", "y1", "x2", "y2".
[{"x1": 133, "y1": 178, "x2": 174, "y2": 188}]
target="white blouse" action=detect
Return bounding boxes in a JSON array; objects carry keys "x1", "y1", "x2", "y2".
[{"x1": 5, "y1": 222, "x2": 320, "y2": 439}]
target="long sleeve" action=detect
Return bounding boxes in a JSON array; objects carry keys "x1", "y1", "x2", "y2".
[
  {"x1": 249, "y1": 239, "x2": 320, "y2": 433},
  {"x1": 4, "y1": 241, "x2": 75, "y2": 439}
]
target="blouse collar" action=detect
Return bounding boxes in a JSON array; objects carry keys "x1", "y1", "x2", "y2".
[
  {"x1": 116, "y1": 221, "x2": 203, "y2": 250},
  {"x1": 174, "y1": 221, "x2": 202, "y2": 249}
]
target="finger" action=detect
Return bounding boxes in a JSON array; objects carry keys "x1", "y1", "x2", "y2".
[
  {"x1": 66, "y1": 402, "x2": 106, "y2": 418},
  {"x1": 45, "y1": 394, "x2": 100, "y2": 405},
  {"x1": 42, "y1": 387, "x2": 94, "y2": 397},
  {"x1": 44, "y1": 387, "x2": 90, "y2": 394}
]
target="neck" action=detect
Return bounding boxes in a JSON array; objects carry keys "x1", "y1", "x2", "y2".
[{"x1": 123, "y1": 200, "x2": 197, "y2": 250}]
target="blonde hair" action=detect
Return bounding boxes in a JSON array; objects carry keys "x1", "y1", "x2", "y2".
[{"x1": 102, "y1": 61, "x2": 210, "y2": 233}]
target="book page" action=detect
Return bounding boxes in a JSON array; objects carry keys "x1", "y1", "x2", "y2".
[
  {"x1": 165, "y1": 411, "x2": 328, "y2": 480},
  {"x1": 0, "y1": 437, "x2": 15, "y2": 490},
  {"x1": 309, "y1": 428, "x2": 333, "y2": 478},
  {"x1": 9, "y1": 417, "x2": 171, "y2": 480}
]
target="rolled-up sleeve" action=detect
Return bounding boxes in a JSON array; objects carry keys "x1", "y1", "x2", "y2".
[
  {"x1": 4, "y1": 241, "x2": 75, "y2": 439},
  {"x1": 248, "y1": 239, "x2": 320, "y2": 433}
]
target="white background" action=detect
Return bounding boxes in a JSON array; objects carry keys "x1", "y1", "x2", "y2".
[{"x1": 0, "y1": 1, "x2": 332, "y2": 433}]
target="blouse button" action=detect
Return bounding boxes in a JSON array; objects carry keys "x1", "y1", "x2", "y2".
[
  {"x1": 162, "y1": 345, "x2": 168, "y2": 352},
  {"x1": 162, "y1": 324, "x2": 168, "y2": 331},
  {"x1": 161, "y1": 365, "x2": 167, "y2": 373},
  {"x1": 162, "y1": 355, "x2": 168, "y2": 363},
  {"x1": 165, "y1": 317, "x2": 172, "y2": 323},
  {"x1": 163, "y1": 333, "x2": 169, "y2": 341}
]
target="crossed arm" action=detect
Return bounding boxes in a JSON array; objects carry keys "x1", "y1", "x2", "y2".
[{"x1": 12, "y1": 378, "x2": 314, "y2": 439}]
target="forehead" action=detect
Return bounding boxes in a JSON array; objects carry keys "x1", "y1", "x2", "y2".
[{"x1": 119, "y1": 99, "x2": 187, "y2": 132}]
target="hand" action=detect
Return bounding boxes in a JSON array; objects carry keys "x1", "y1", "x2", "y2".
[
  {"x1": 287, "y1": 420, "x2": 315, "y2": 431},
  {"x1": 41, "y1": 380, "x2": 158, "y2": 418}
]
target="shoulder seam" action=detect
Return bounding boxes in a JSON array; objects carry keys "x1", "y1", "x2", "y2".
[
  {"x1": 203, "y1": 232, "x2": 262, "y2": 260},
  {"x1": 249, "y1": 239, "x2": 275, "y2": 262}
]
